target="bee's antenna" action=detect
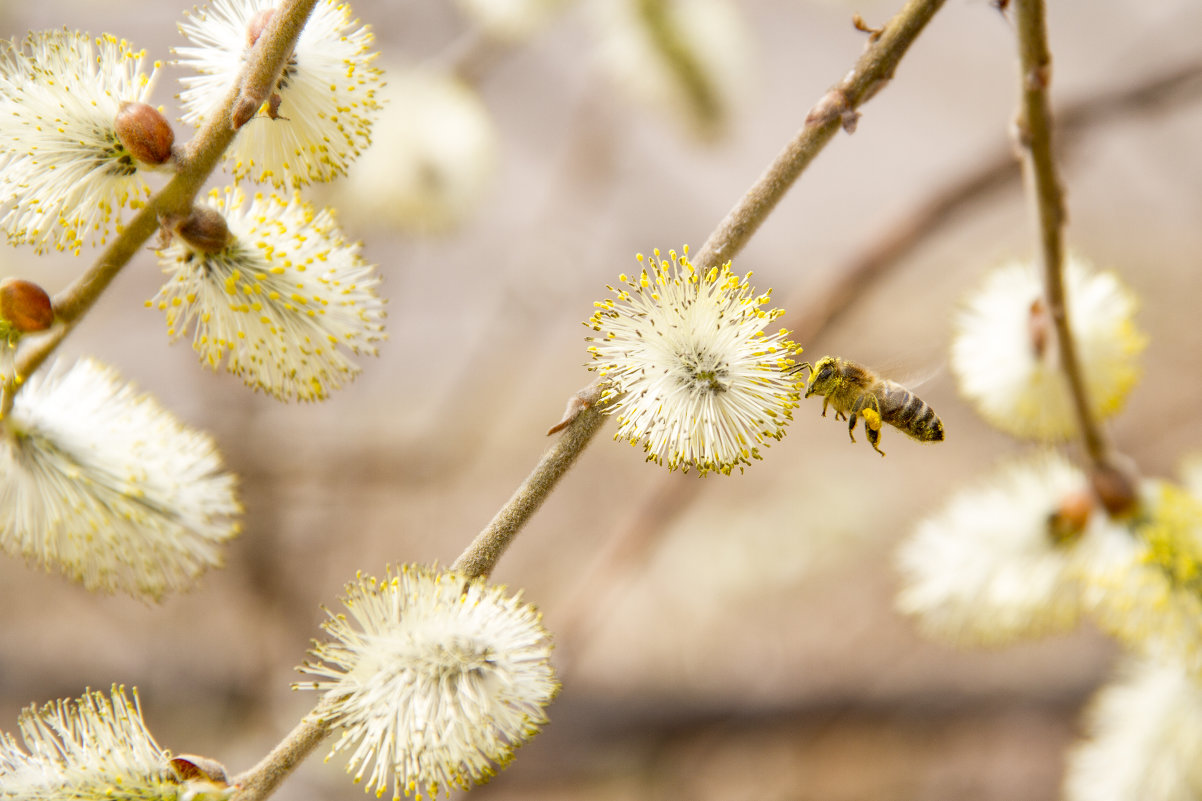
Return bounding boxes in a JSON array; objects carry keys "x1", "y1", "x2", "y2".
[{"x1": 787, "y1": 361, "x2": 814, "y2": 377}]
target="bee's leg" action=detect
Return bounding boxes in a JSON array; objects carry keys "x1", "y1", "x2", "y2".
[
  {"x1": 861, "y1": 396, "x2": 886, "y2": 457},
  {"x1": 820, "y1": 397, "x2": 830, "y2": 418},
  {"x1": 847, "y1": 395, "x2": 868, "y2": 443}
]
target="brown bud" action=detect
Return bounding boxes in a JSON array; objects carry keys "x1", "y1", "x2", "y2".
[
  {"x1": 169, "y1": 754, "x2": 229, "y2": 785},
  {"x1": 1047, "y1": 488, "x2": 1093, "y2": 544},
  {"x1": 114, "y1": 102, "x2": 175, "y2": 166},
  {"x1": 175, "y1": 206, "x2": 233, "y2": 254},
  {"x1": 1090, "y1": 459, "x2": 1140, "y2": 517},
  {"x1": 231, "y1": 96, "x2": 259, "y2": 130},
  {"x1": 247, "y1": 8, "x2": 275, "y2": 47},
  {"x1": 0, "y1": 278, "x2": 54, "y2": 333}
]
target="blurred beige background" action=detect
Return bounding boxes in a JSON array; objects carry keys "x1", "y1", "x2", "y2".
[{"x1": 2, "y1": 0, "x2": 1201, "y2": 798}]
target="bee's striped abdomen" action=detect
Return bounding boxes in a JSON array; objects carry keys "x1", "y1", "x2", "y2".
[{"x1": 879, "y1": 380, "x2": 944, "y2": 442}]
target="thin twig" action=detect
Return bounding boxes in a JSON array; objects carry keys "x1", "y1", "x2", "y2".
[
  {"x1": 693, "y1": 0, "x2": 947, "y2": 272},
  {"x1": 451, "y1": 387, "x2": 608, "y2": 579},
  {"x1": 435, "y1": 26, "x2": 504, "y2": 85},
  {"x1": 4, "y1": 0, "x2": 320, "y2": 412},
  {"x1": 231, "y1": 4, "x2": 313, "y2": 129},
  {"x1": 230, "y1": 696, "x2": 338, "y2": 801},
  {"x1": 1012, "y1": 0, "x2": 1129, "y2": 499}
]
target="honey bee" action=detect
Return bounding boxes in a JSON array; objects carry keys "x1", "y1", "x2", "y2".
[{"x1": 794, "y1": 355, "x2": 944, "y2": 456}]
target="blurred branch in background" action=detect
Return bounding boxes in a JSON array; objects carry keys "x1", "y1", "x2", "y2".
[
  {"x1": 488, "y1": 688, "x2": 1085, "y2": 797},
  {"x1": 787, "y1": 52, "x2": 1202, "y2": 346},
  {"x1": 551, "y1": 51, "x2": 1202, "y2": 671}
]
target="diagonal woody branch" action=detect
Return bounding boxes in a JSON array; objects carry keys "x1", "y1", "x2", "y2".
[
  {"x1": 3, "y1": 0, "x2": 319, "y2": 414},
  {"x1": 693, "y1": 0, "x2": 946, "y2": 272},
  {"x1": 449, "y1": 0, "x2": 948, "y2": 586}
]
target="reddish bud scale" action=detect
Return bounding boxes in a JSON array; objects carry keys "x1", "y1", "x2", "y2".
[
  {"x1": 1028, "y1": 297, "x2": 1051, "y2": 358},
  {"x1": 247, "y1": 8, "x2": 275, "y2": 47},
  {"x1": 0, "y1": 277, "x2": 54, "y2": 333},
  {"x1": 169, "y1": 754, "x2": 230, "y2": 785},
  {"x1": 1047, "y1": 488, "x2": 1093, "y2": 544},
  {"x1": 114, "y1": 102, "x2": 175, "y2": 166}
]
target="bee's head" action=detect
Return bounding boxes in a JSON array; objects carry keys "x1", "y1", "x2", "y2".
[{"x1": 803, "y1": 356, "x2": 840, "y2": 397}]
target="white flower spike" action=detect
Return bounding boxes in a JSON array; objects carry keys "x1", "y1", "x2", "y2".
[
  {"x1": 297, "y1": 565, "x2": 559, "y2": 800},
  {"x1": 0, "y1": 359, "x2": 241, "y2": 600},
  {"x1": 329, "y1": 69, "x2": 497, "y2": 234},
  {"x1": 1082, "y1": 482, "x2": 1202, "y2": 675},
  {"x1": 1179, "y1": 453, "x2": 1202, "y2": 503},
  {"x1": 150, "y1": 187, "x2": 386, "y2": 402},
  {"x1": 1064, "y1": 656, "x2": 1202, "y2": 801},
  {"x1": 176, "y1": 0, "x2": 383, "y2": 189},
  {"x1": 951, "y1": 255, "x2": 1145, "y2": 441},
  {"x1": 454, "y1": 0, "x2": 567, "y2": 41},
  {"x1": 0, "y1": 686, "x2": 233, "y2": 801},
  {"x1": 0, "y1": 31, "x2": 162, "y2": 255},
  {"x1": 896, "y1": 452, "x2": 1132, "y2": 647},
  {"x1": 586, "y1": 247, "x2": 802, "y2": 475}
]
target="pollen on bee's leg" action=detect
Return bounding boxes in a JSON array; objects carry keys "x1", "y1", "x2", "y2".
[{"x1": 860, "y1": 408, "x2": 885, "y2": 456}]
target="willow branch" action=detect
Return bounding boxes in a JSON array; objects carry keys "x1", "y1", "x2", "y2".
[
  {"x1": 229, "y1": 696, "x2": 338, "y2": 801},
  {"x1": 452, "y1": 385, "x2": 608, "y2": 579},
  {"x1": 693, "y1": 0, "x2": 946, "y2": 271},
  {"x1": 1012, "y1": 0, "x2": 1118, "y2": 480},
  {"x1": 5, "y1": 0, "x2": 320, "y2": 408}
]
